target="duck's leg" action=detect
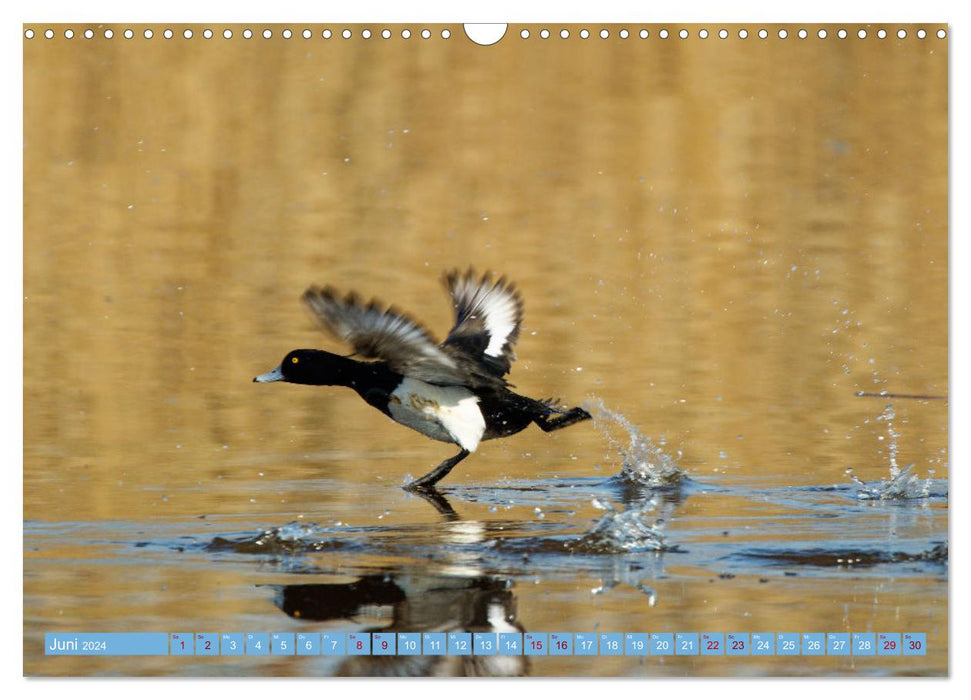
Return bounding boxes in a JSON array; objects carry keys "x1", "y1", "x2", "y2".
[
  {"x1": 534, "y1": 406, "x2": 592, "y2": 432},
  {"x1": 404, "y1": 449, "x2": 471, "y2": 491}
]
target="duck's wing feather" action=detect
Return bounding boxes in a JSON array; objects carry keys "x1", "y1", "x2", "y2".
[
  {"x1": 302, "y1": 286, "x2": 501, "y2": 388},
  {"x1": 441, "y1": 268, "x2": 524, "y2": 378}
]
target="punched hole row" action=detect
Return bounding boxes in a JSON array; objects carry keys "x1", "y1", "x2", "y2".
[
  {"x1": 24, "y1": 27, "x2": 453, "y2": 40},
  {"x1": 24, "y1": 26, "x2": 947, "y2": 41},
  {"x1": 519, "y1": 27, "x2": 945, "y2": 40}
]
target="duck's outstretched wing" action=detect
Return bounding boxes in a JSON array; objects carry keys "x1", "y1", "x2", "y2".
[
  {"x1": 303, "y1": 286, "x2": 503, "y2": 388},
  {"x1": 441, "y1": 268, "x2": 524, "y2": 379}
]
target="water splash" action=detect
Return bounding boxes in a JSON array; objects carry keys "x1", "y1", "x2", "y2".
[
  {"x1": 583, "y1": 398, "x2": 685, "y2": 487},
  {"x1": 846, "y1": 404, "x2": 935, "y2": 500},
  {"x1": 575, "y1": 497, "x2": 670, "y2": 553},
  {"x1": 877, "y1": 404, "x2": 902, "y2": 472},
  {"x1": 208, "y1": 521, "x2": 337, "y2": 554},
  {"x1": 846, "y1": 463, "x2": 934, "y2": 500}
]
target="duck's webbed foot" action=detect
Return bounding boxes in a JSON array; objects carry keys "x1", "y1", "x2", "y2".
[
  {"x1": 404, "y1": 449, "x2": 471, "y2": 491},
  {"x1": 534, "y1": 406, "x2": 592, "y2": 432}
]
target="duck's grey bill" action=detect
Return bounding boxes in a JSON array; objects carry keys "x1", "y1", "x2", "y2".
[{"x1": 253, "y1": 365, "x2": 284, "y2": 383}]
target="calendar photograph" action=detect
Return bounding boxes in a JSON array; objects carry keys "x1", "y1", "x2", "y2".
[{"x1": 23, "y1": 21, "x2": 948, "y2": 677}]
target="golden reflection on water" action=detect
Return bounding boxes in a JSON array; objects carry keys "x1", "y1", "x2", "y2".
[{"x1": 24, "y1": 25, "x2": 947, "y2": 676}]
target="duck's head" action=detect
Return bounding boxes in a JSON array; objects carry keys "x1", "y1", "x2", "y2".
[{"x1": 254, "y1": 349, "x2": 351, "y2": 385}]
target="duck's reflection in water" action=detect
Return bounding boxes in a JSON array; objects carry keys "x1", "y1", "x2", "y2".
[
  {"x1": 409, "y1": 486, "x2": 461, "y2": 520},
  {"x1": 271, "y1": 573, "x2": 528, "y2": 676}
]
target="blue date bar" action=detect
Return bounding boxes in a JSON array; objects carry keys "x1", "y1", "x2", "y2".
[
  {"x1": 45, "y1": 633, "x2": 169, "y2": 656},
  {"x1": 44, "y1": 630, "x2": 930, "y2": 656}
]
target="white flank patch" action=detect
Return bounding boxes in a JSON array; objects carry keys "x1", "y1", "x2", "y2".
[
  {"x1": 388, "y1": 378, "x2": 486, "y2": 451},
  {"x1": 479, "y1": 287, "x2": 519, "y2": 357}
]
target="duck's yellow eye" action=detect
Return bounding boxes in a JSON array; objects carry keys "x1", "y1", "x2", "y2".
[{"x1": 291, "y1": 356, "x2": 299, "y2": 364}]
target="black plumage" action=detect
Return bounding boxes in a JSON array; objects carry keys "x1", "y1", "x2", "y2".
[{"x1": 255, "y1": 269, "x2": 591, "y2": 489}]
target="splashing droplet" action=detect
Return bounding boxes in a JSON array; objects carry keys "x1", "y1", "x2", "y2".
[
  {"x1": 576, "y1": 496, "x2": 670, "y2": 553},
  {"x1": 582, "y1": 399, "x2": 685, "y2": 486}
]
